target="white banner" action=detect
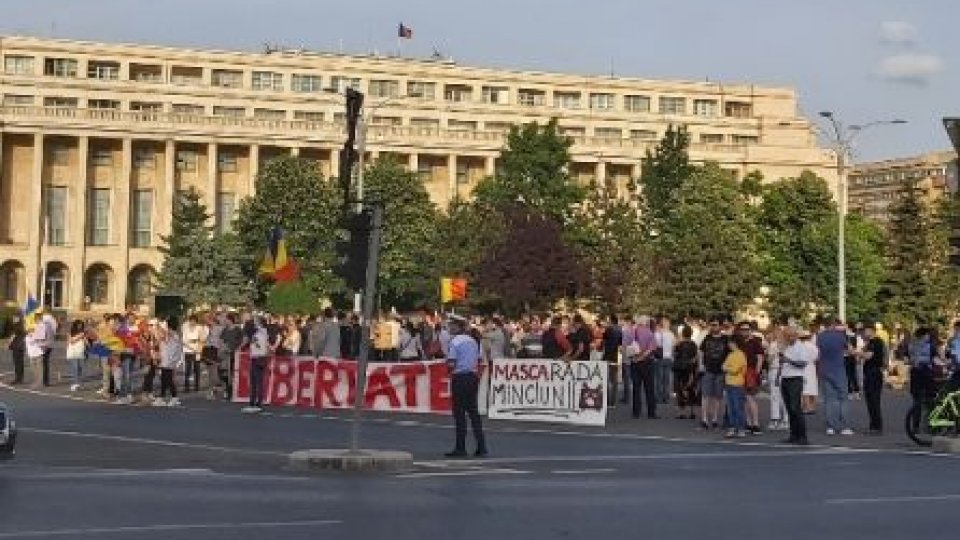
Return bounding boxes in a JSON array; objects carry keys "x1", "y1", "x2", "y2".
[{"x1": 487, "y1": 359, "x2": 608, "y2": 426}]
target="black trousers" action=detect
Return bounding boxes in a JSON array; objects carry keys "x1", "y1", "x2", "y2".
[
  {"x1": 159, "y1": 367, "x2": 177, "y2": 398},
  {"x1": 863, "y1": 368, "x2": 883, "y2": 431},
  {"x1": 249, "y1": 357, "x2": 267, "y2": 407},
  {"x1": 630, "y1": 361, "x2": 656, "y2": 418},
  {"x1": 607, "y1": 363, "x2": 619, "y2": 406},
  {"x1": 845, "y1": 358, "x2": 860, "y2": 393},
  {"x1": 781, "y1": 376, "x2": 806, "y2": 442},
  {"x1": 142, "y1": 363, "x2": 157, "y2": 394},
  {"x1": 184, "y1": 353, "x2": 200, "y2": 392},
  {"x1": 42, "y1": 348, "x2": 52, "y2": 386},
  {"x1": 909, "y1": 367, "x2": 935, "y2": 433},
  {"x1": 451, "y1": 373, "x2": 487, "y2": 453},
  {"x1": 11, "y1": 349, "x2": 25, "y2": 384}
]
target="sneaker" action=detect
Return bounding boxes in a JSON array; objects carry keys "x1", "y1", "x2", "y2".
[
  {"x1": 152, "y1": 397, "x2": 167, "y2": 407},
  {"x1": 70, "y1": 384, "x2": 80, "y2": 392},
  {"x1": 168, "y1": 398, "x2": 182, "y2": 407},
  {"x1": 767, "y1": 421, "x2": 781, "y2": 431},
  {"x1": 735, "y1": 430, "x2": 747, "y2": 438},
  {"x1": 724, "y1": 429, "x2": 736, "y2": 438},
  {"x1": 826, "y1": 428, "x2": 836, "y2": 436},
  {"x1": 840, "y1": 428, "x2": 855, "y2": 436}
]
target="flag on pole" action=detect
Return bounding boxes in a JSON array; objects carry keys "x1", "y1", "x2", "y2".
[
  {"x1": 22, "y1": 292, "x2": 39, "y2": 330},
  {"x1": 258, "y1": 227, "x2": 300, "y2": 283},
  {"x1": 398, "y1": 23, "x2": 413, "y2": 39},
  {"x1": 440, "y1": 278, "x2": 467, "y2": 303}
]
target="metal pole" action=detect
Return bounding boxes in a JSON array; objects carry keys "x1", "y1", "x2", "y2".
[
  {"x1": 836, "y1": 148, "x2": 846, "y2": 322},
  {"x1": 349, "y1": 203, "x2": 383, "y2": 453},
  {"x1": 355, "y1": 114, "x2": 366, "y2": 213}
]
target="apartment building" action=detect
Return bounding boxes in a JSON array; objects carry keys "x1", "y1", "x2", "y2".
[
  {"x1": 848, "y1": 150, "x2": 958, "y2": 224},
  {"x1": 0, "y1": 35, "x2": 835, "y2": 312}
]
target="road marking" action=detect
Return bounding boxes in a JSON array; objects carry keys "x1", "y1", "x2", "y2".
[
  {"x1": 396, "y1": 468, "x2": 531, "y2": 479},
  {"x1": 551, "y1": 468, "x2": 616, "y2": 475},
  {"x1": 0, "y1": 520, "x2": 341, "y2": 538},
  {"x1": 19, "y1": 427, "x2": 288, "y2": 457},
  {"x1": 826, "y1": 494, "x2": 960, "y2": 505}
]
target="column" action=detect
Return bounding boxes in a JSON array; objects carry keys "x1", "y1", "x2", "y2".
[
  {"x1": 160, "y1": 139, "x2": 175, "y2": 238},
  {"x1": 290, "y1": 146, "x2": 300, "y2": 157},
  {"x1": 27, "y1": 133, "x2": 43, "y2": 298},
  {"x1": 72, "y1": 136, "x2": 89, "y2": 310},
  {"x1": 329, "y1": 147, "x2": 340, "y2": 181},
  {"x1": 116, "y1": 138, "x2": 132, "y2": 311},
  {"x1": 369, "y1": 150, "x2": 380, "y2": 163},
  {"x1": 595, "y1": 161, "x2": 607, "y2": 189},
  {"x1": 447, "y1": 154, "x2": 457, "y2": 203},
  {"x1": 484, "y1": 155, "x2": 496, "y2": 177},
  {"x1": 248, "y1": 143, "x2": 260, "y2": 197},
  {"x1": 207, "y1": 142, "x2": 218, "y2": 227},
  {"x1": 408, "y1": 153, "x2": 419, "y2": 173}
]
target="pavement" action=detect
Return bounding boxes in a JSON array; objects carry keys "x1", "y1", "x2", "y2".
[{"x1": 2, "y1": 352, "x2": 960, "y2": 539}]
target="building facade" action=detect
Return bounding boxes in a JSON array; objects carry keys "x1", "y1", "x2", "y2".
[
  {"x1": 849, "y1": 150, "x2": 959, "y2": 225},
  {"x1": 0, "y1": 35, "x2": 835, "y2": 312}
]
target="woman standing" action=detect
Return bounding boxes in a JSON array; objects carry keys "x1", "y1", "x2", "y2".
[
  {"x1": 672, "y1": 325, "x2": 699, "y2": 420},
  {"x1": 155, "y1": 317, "x2": 183, "y2": 407},
  {"x1": 723, "y1": 336, "x2": 748, "y2": 438},
  {"x1": 140, "y1": 320, "x2": 161, "y2": 402},
  {"x1": 399, "y1": 321, "x2": 424, "y2": 361},
  {"x1": 66, "y1": 320, "x2": 87, "y2": 392},
  {"x1": 6, "y1": 316, "x2": 26, "y2": 385},
  {"x1": 766, "y1": 326, "x2": 788, "y2": 431},
  {"x1": 801, "y1": 324, "x2": 820, "y2": 415},
  {"x1": 283, "y1": 318, "x2": 302, "y2": 357}
]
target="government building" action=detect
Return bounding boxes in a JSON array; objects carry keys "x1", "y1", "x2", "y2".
[
  {"x1": 848, "y1": 150, "x2": 958, "y2": 224},
  {"x1": 0, "y1": 35, "x2": 835, "y2": 312}
]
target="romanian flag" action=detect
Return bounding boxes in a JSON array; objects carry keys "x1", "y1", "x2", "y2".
[
  {"x1": 258, "y1": 227, "x2": 300, "y2": 283},
  {"x1": 398, "y1": 23, "x2": 413, "y2": 39},
  {"x1": 22, "y1": 293, "x2": 39, "y2": 330},
  {"x1": 440, "y1": 278, "x2": 467, "y2": 303}
]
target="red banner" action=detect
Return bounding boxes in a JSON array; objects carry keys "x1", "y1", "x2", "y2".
[{"x1": 232, "y1": 355, "x2": 455, "y2": 413}]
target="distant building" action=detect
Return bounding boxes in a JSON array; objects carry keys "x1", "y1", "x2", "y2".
[{"x1": 848, "y1": 150, "x2": 959, "y2": 225}]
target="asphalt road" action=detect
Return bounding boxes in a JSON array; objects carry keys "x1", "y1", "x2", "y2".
[{"x1": 2, "y1": 381, "x2": 960, "y2": 540}]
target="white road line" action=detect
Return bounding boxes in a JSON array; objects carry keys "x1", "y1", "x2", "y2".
[
  {"x1": 19, "y1": 427, "x2": 287, "y2": 457},
  {"x1": 825, "y1": 494, "x2": 960, "y2": 505},
  {"x1": 396, "y1": 468, "x2": 531, "y2": 479},
  {"x1": 551, "y1": 468, "x2": 616, "y2": 475},
  {"x1": 0, "y1": 520, "x2": 341, "y2": 538},
  {"x1": 421, "y1": 448, "x2": 874, "y2": 466}
]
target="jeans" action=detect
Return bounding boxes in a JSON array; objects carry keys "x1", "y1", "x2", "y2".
[
  {"x1": 451, "y1": 373, "x2": 487, "y2": 453},
  {"x1": 845, "y1": 358, "x2": 860, "y2": 394},
  {"x1": 620, "y1": 362, "x2": 631, "y2": 402},
  {"x1": 113, "y1": 354, "x2": 135, "y2": 396},
  {"x1": 725, "y1": 385, "x2": 746, "y2": 431},
  {"x1": 630, "y1": 361, "x2": 656, "y2": 418},
  {"x1": 100, "y1": 357, "x2": 113, "y2": 393},
  {"x1": 11, "y1": 349, "x2": 25, "y2": 384},
  {"x1": 249, "y1": 356, "x2": 267, "y2": 407},
  {"x1": 184, "y1": 353, "x2": 200, "y2": 392},
  {"x1": 607, "y1": 363, "x2": 620, "y2": 406},
  {"x1": 781, "y1": 376, "x2": 806, "y2": 442},
  {"x1": 67, "y1": 357, "x2": 83, "y2": 386},
  {"x1": 655, "y1": 358, "x2": 673, "y2": 404},
  {"x1": 42, "y1": 348, "x2": 52, "y2": 386},
  {"x1": 822, "y1": 376, "x2": 851, "y2": 431},
  {"x1": 863, "y1": 368, "x2": 883, "y2": 431}
]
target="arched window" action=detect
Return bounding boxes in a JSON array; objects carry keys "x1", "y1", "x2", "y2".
[
  {"x1": 84, "y1": 264, "x2": 112, "y2": 305},
  {"x1": 0, "y1": 261, "x2": 24, "y2": 304},
  {"x1": 128, "y1": 265, "x2": 155, "y2": 306}
]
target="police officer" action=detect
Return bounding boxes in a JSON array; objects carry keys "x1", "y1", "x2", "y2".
[{"x1": 446, "y1": 315, "x2": 489, "y2": 458}]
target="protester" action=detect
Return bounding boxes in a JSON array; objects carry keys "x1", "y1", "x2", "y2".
[
  {"x1": 399, "y1": 320, "x2": 424, "y2": 361},
  {"x1": 204, "y1": 313, "x2": 225, "y2": 399},
  {"x1": 220, "y1": 313, "x2": 243, "y2": 399},
  {"x1": 310, "y1": 307, "x2": 341, "y2": 359},
  {"x1": 602, "y1": 315, "x2": 623, "y2": 407},
  {"x1": 654, "y1": 317, "x2": 675, "y2": 405},
  {"x1": 541, "y1": 316, "x2": 571, "y2": 360},
  {"x1": 243, "y1": 315, "x2": 270, "y2": 413},
  {"x1": 766, "y1": 326, "x2": 787, "y2": 431},
  {"x1": 155, "y1": 317, "x2": 183, "y2": 407},
  {"x1": 66, "y1": 319, "x2": 87, "y2": 392},
  {"x1": 41, "y1": 311, "x2": 57, "y2": 387},
  {"x1": 699, "y1": 318, "x2": 729, "y2": 430},
  {"x1": 445, "y1": 315, "x2": 488, "y2": 458},
  {"x1": 739, "y1": 321, "x2": 765, "y2": 434},
  {"x1": 565, "y1": 314, "x2": 592, "y2": 362},
  {"x1": 817, "y1": 318, "x2": 854, "y2": 436},
  {"x1": 801, "y1": 325, "x2": 820, "y2": 415},
  {"x1": 723, "y1": 335, "x2": 748, "y2": 438},
  {"x1": 780, "y1": 327, "x2": 811, "y2": 445},
  {"x1": 26, "y1": 313, "x2": 46, "y2": 389},
  {"x1": 140, "y1": 319, "x2": 160, "y2": 402},
  {"x1": 906, "y1": 326, "x2": 936, "y2": 435},
  {"x1": 628, "y1": 315, "x2": 658, "y2": 419},
  {"x1": 181, "y1": 315, "x2": 205, "y2": 393},
  {"x1": 672, "y1": 325, "x2": 699, "y2": 420},
  {"x1": 6, "y1": 315, "x2": 26, "y2": 385},
  {"x1": 860, "y1": 324, "x2": 887, "y2": 434}
]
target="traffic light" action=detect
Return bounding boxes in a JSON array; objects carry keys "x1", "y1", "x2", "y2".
[{"x1": 334, "y1": 210, "x2": 372, "y2": 290}]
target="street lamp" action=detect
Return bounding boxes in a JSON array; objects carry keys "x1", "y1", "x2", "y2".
[{"x1": 817, "y1": 111, "x2": 906, "y2": 322}]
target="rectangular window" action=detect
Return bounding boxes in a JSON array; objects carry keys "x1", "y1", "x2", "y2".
[
  {"x1": 444, "y1": 84, "x2": 473, "y2": 103},
  {"x1": 44, "y1": 186, "x2": 68, "y2": 246},
  {"x1": 448, "y1": 120, "x2": 477, "y2": 131},
  {"x1": 410, "y1": 118, "x2": 440, "y2": 128},
  {"x1": 484, "y1": 121, "x2": 513, "y2": 132},
  {"x1": 700, "y1": 133, "x2": 724, "y2": 144},
  {"x1": 330, "y1": 76, "x2": 361, "y2": 93},
  {"x1": 43, "y1": 97, "x2": 78, "y2": 108},
  {"x1": 370, "y1": 79, "x2": 400, "y2": 98},
  {"x1": 170, "y1": 66, "x2": 203, "y2": 86},
  {"x1": 4, "y1": 55, "x2": 35, "y2": 75},
  {"x1": 172, "y1": 104, "x2": 204, "y2": 115},
  {"x1": 456, "y1": 163, "x2": 469, "y2": 185},
  {"x1": 407, "y1": 81, "x2": 436, "y2": 99},
  {"x1": 594, "y1": 128, "x2": 622, "y2": 138},
  {"x1": 293, "y1": 111, "x2": 324, "y2": 122},
  {"x1": 211, "y1": 69, "x2": 243, "y2": 88},
  {"x1": 213, "y1": 106, "x2": 245, "y2": 118},
  {"x1": 90, "y1": 149, "x2": 113, "y2": 167},
  {"x1": 624, "y1": 95, "x2": 651, "y2": 112},
  {"x1": 724, "y1": 101, "x2": 753, "y2": 118},
  {"x1": 518, "y1": 89, "x2": 546, "y2": 107},
  {"x1": 559, "y1": 126, "x2": 585, "y2": 137},
  {"x1": 50, "y1": 145, "x2": 70, "y2": 166},
  {"x1": 629, "y1": 129, "x2": 657, "y2": 140},
  {"x1": 216, "y1": 192, "x2": 236, "y2": 233},
  {"x1": 554, "y1": 92, "x2": 581, "y2": 109},
  {"x1": 44, "y1": 58, "x2": 78, "y2": 77},
  {"x1": 251, "y1": 71, "x2": 284, "y2": 91},
  {"x1": 2, "y1": 94, "x2": 34, "y2": 106},
  {"x1": 130, "y1": 101, "x2": 163, "y2": 113},
  {"x1": 175, "y1": 150, "x2": 197, "y2": 172},
  {"x1": 693, "y1": 99, "x2": 718, "y2": 117},
  {"x1": 87, "y1": 61, "x2": 120, "y2": 80},
  {"x1": 370, "y1": 115, "x2": 402, "y2": 126},
  {"x1": 217, "y1": 151, "x2": 238, "y2": 172},
  {"x1": 88, "y1": 188, "x2": 110, "y2": 246},
  {"x1": 731, "y1": 135, "x2": 759, "y2": 145},
  {"x1": 88, "y1": 99, "x2": 120, "y2": 110},
  {"x1": 589, "y1": 93, "x2": 615, "y2": 110},
  {"x1": 659, "y1": 97, "x2": 686, "y2": 115},
  {"x1": 131, "y1": 189, "x2": 153, "y2": 247},
  {"x1": 133, "y1": 148, "x2": 155, "y2": 169},
  {"x1": 253, "y1": 108, "x2": 285, "y2": 120},
  {"x1": 129, "y1": 63, "x2": 162, "y2": 82},
  {"x1": 291, "y1": 74, "x2": 322, "y2": 93},
  {"x1": 482, "y1": 86, "x2": 508, "y2": 104}
]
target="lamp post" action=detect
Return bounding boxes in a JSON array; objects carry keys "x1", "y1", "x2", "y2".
[{"x1": 816, "y1": 112, "x2": 906, "y2": 322}]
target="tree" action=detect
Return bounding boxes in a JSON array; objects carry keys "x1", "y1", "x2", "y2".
[
  {"x1": 646, "y1": 164, "x2": 760, "y2": 319},
  {"x1": 473, "y1": 205, "x2": 587, "y2": 315},
  {"x1": 265, "y1": 281, "x2": 319, "y2": 315},
  {"x1": 431, "y1": 198, "x2": 506, "y2": 284},
  {"x1": 473, "y1": 119, "x2": 585, "y2": 220},
  {"x1": 639, "y1": 124, "x2": 693, "y2": 225},
  {"x1": 158, "y1": 188, "x2": 252, "y2": 307},
  {"x1": 364, "y1": 158, "x2": 441, "y2": 309},
  {"x1": 235, "y1": 156, "x2": 343, "y2": 301}
]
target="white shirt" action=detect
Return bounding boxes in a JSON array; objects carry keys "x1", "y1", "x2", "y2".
[
  {"x1": 656, "y1": 329, "x2": 676, "y2": 360},
  {"x1": 781, "y1": 340, "x2": 817, "y2": 378}
]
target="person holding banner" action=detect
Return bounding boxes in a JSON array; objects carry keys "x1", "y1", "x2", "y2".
[{"x1": 445, "y1": 315, "x2": 489, "y2": 458}]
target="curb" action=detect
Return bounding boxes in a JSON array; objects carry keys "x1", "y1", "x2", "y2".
[
  {"x1": 288, "y1": 449, "x2": 414, "y2": 473},
  {"x1": 932, "y1": 437, "x2": 960, "y2": 454}
]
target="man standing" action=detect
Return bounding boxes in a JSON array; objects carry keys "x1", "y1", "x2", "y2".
[
  {"x1": 630, "y1": 315, "x2": 658, "y2": 419},
  {"x1": 817, "y1": 318, "x2": 854, "y2": 436},
  {"x1": 565, "y1": 315, "x2": 592, "y2": 362},
  {"x1": 699, "y1": 319, "x2": 729, "y2": 430},
  {"x1": 243, "y1": 316, "x2": 270, "y2": 414},
  {"x1": 859, "y1": 325, "x2": 887, "y2": 434},
  {"x1": 654, "y1": 317, "x2": 675, "y2": 405},
  {"x1": 310, "y1": 308, "x2": 342, "y2": 359},
  {"x1": 445, "y1": 316, "x2": 488, "y2": 458},
  {"x1": 619, "y1": 316, "x2": 636, "y2": 404},
  {"x1": 779, "y1": 326, "x2": 811, "y2": 445},
  {"x1": 219, "y1": 313, "x2": 243, "y2": 400},
  {"x1": 602, "y1": 315, "x2": 623, "y2": 407},
  {"x1": 40, "y1": 311, "x2": 57, "y2": 387},
  {"x1": 540, "y1": 316, "x2": 571, "y2": 360}
]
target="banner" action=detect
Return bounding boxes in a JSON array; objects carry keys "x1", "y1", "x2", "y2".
[
  {"x1": 487, "y1": 359, "x2": 608, "y2": 426},
  {"x1": 232, "y1": 355, "x2": 487, "y2": 414}
]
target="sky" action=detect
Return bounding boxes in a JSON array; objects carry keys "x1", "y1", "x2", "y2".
[{"x1": 1, "y1": 0, "x2": 956, "y2": 163}]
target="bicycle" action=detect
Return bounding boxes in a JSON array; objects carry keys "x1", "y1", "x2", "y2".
[{"x1": 905, "y1": 379, "x2": 960, "y2": 447}]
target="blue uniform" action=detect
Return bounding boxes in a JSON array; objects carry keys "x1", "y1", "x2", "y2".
[{"x1": 447, "y1": 332, "x2": 487, "y2": 457}]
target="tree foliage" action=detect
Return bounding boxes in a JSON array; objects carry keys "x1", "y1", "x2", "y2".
[
  {"x1": 265, "y1": 281, "x2": 319, "y2": 315},
  {"x1": 639, "y1": 125, "x2": 694, "y2": 225}
]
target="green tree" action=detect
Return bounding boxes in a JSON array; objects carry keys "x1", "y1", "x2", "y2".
[
  {"x1": 158, "y1": 188, "x2": 252, "y2": 307},
  {"x1": 364, "y1": 158, "x2": 441, "y2": 309},
  {"x1": 235, "y1": 156, "x2": 343, "y2": 300},
  {"x1": 639, "y1": 124, "x2": 693, "y2": 225},
  {"x1": 473, "y1": 119, "x2": 585, "y2": 220},
  {"x1": 431, "y1": 198, "x2": 506, "y2": 284},
  {"x1": 265, "y1": 281, "x2": 319, "y2": 315}
]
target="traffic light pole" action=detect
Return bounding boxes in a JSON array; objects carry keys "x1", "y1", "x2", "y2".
[{"x1": 349, "y1": 202, "x2": 383, "y2": 453}]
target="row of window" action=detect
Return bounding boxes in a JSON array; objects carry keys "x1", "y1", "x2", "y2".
[
  {"x1": 0, "y1": 262, "x2": 155, "y2": 306},
  {"x1": 41, "y1": 187, "x2": 236, "y2": 247},
  {"x1": 44, "y1": 144, "x2": 245, "y2": 173},
  {"x1": 851, "y1": 166, "x2": 950, "y2": 186},
  {"x1": 2, "y1": 54, "x2": 754, "y2": 117}
]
